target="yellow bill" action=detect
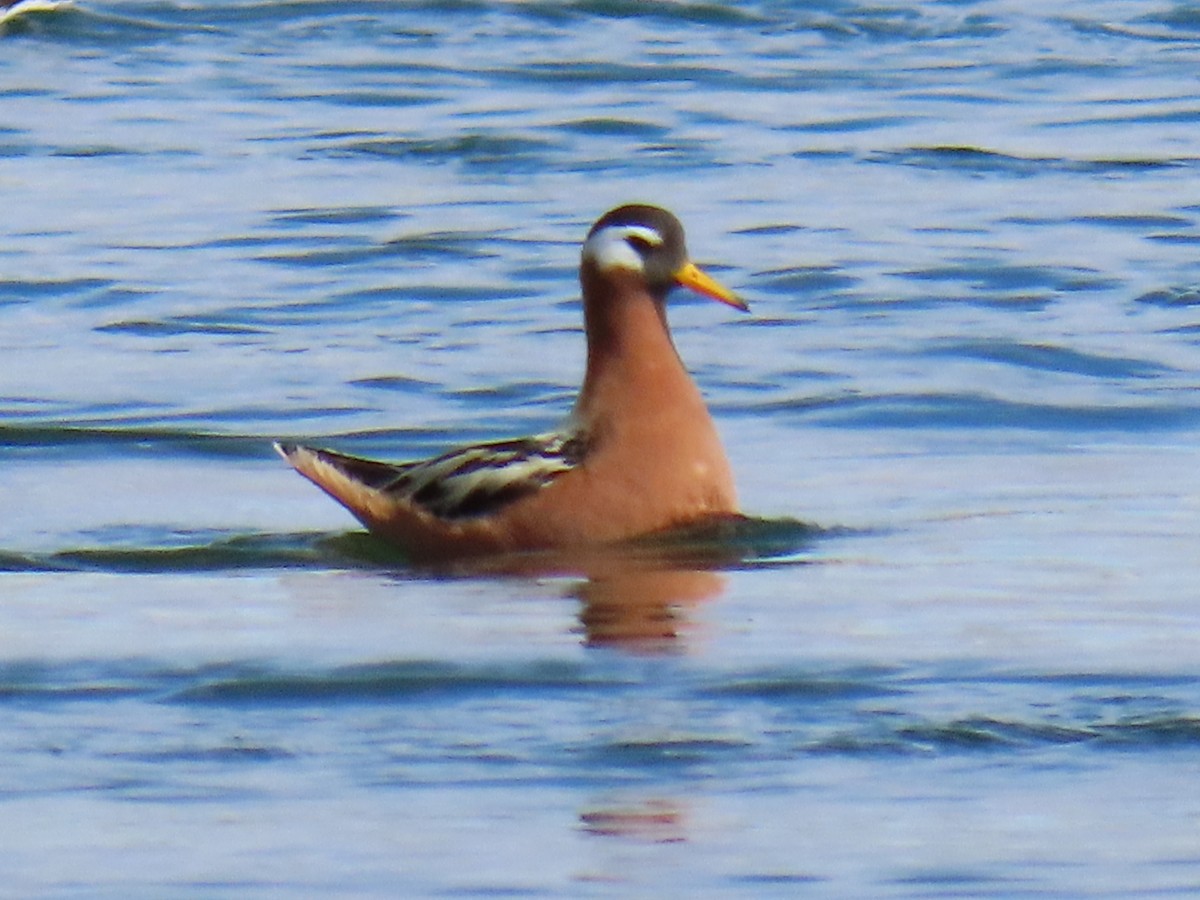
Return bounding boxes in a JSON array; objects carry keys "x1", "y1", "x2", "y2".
[{"x1": 674, "y1": 261, "x2": 749, "y2": 312}]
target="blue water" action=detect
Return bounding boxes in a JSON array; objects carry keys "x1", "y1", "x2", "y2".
[{"x1": 3, "y1": 0, "x2": 1200, "y2": 895}]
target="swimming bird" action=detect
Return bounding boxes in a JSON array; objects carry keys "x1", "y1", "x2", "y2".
[{"x1": 276, "y1": 204, "x2": 747, "y2": 561}]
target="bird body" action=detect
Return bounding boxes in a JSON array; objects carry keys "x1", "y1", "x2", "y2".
[{"x1": 277, "y1": 204, "x2": 745, "y2": 561}]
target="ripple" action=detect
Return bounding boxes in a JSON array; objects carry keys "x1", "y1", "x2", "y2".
[
  {"x1": 701, "y1": 671, "x2": 901, "y2": 701},
  {"x1": 755, "y1": 265, "x2": 860, "y2": 296},
  {"x1": 267, "y1": 206, "x2": 405, "y2": 228},
  {"x1": 823, "y1": 713, "x2": 1200, "y2": 755},
  {"x1": 1076, "y1": 213, "x2": 1196, "y2": 230},
  {"x1": 286, "y1": 89, "x2": 435, "y2": 109},
  {"x1": 172, "y1": 659, "x2": 605, "y2": 705},
  {"x1": 0, "y1": 424, "x2": 272, "y2": 459},
  {"x1": 872, "y1": 145, "x2": 1191, "y2": 176},
  {"x1": 322, "y1": 134, "x2": 560, "y2": 172},
  {"x1": 1097, "y1": 717, "x2": 1200, "y2": 747},
  {"x1": 1065, "y1": 15, "x2": 1200, "y2": 44},
  {"x1": 348, "y1": 373, "x2": 437, "y2": 393},
  {"x1": 811, "y1": 393, "x2": 1198, "y2": 432},
  {"x1": 897, "y1": 261, "x2": 1117, "y2": 293},
  {"x1": 556, "y1": 117, "x2": 669, "y2": 138},
  {"x1": 94, "y1": 319, "x2": 267, "y2": 337},
  {"x1": 0, "y1": 496, "x2": 823, "y2": 574},
  {"x1": 895, "y1": 717, "x2": 1093, "y2": 750},
  {"x1": 1135, "y1": 286, "x2": 1200, "y2": 308},
  {"x1": 920, "y1": 339, "x2": 1172, "y2": 379},
  {"x1": 518, "y1": 0, "x2": 768, "y2": 27},
  {"x1": 782, "y1": 114, "x2": 923, "y2": 134},
  {"x1": 1142, "y1": 6, "x2": 1200, "y2": 38},
  {"x1": 43, "y1": 531, "x2": 370, "y2": 574},
  {"x1": 0, "y1": 277, "x2": 113, "y2": 306}
]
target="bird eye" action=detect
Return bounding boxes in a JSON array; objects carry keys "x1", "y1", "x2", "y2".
[{"x1": 625, "y1": 234, "x2": 655, "y2": 255}]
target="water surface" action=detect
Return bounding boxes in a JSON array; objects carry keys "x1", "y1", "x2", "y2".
[{"x1": 2, "y1": 0, "x2": 1200, "y2": 895}]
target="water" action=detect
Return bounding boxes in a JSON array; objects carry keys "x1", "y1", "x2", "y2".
[{"x1": 2, "y1": 0, "x2": 1200, "y2": 895}]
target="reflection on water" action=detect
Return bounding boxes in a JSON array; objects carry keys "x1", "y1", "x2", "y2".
[
  {"x1": 575, "y1": 567, "x2": 723, "y2": 652},
  {"x1": 0, "y1": 515, "x2": 818, "y2": 654},
  {"x1": 432, "y1": 515, "x2": 818, "y2": 652},
  {"x1": 580, "y1": 797, "x2": 687, "y2": 844},
  {"x1": 441, "y1": 541, "x2": 732, "y2": 653}
]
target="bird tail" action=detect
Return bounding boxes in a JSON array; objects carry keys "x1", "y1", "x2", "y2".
[{"x1": 274, "y1": 442, "x2": 407, "y2": 524}]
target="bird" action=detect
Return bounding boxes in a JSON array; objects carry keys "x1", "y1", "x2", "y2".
[{"x1": 276, "y1": 203, "x2": 748, "y2": 562}]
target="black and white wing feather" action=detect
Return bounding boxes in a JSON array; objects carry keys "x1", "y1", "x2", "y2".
[
  {"x1": 279, "y1": 431, "x2": 588, "y2": 521},
  {"x1": 382, "y1": 431, "x2": 588, "y2": 518}
]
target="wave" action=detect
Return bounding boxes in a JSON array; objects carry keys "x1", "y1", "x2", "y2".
[
  {"x1": 0, "y1": 530, "x2": 399, "y2": 574},
  {"x1": 0, "y1": 423, "x2": 271, "y2": 457},
  {"x1": 0, "y1": 515, "x2": 825, "y2": 576},
  {"x1": 5, "y1": 658, "x2": 1200, "y2": 757},
  {"x1": 869, "y1": 145, "x2": 1197, "y2": 177},
  {"x1": 741, "y1": 391, "x2": 1200, "y2": 433}
]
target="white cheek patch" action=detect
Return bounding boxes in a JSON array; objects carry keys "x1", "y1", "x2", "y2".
[{"x1": 582, "y1": 224, "x2": 663, "y2": 273}]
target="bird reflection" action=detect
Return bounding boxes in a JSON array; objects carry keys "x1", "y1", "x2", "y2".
[
  {"x1": 573, "y1": 565, "x2": 723, "y2": 652},
  {"x1": 580, "y1": 797, "x2": 687, "y2": 843},
  {"x1": 334, "y1": 513, "x2": 815, "y2": 652},
  {"x1": 439, "y1": 524, "x2": 749, "y2": 652}
]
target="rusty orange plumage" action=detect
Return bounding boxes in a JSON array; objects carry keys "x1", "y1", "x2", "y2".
[{"x1": 276, "y1": 204, "x2": 747, "y2": 561}]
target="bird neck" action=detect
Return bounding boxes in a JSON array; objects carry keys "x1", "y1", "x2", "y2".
[{"x1": 573, "y1": 264, "x2": 700, "y2": 426}]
